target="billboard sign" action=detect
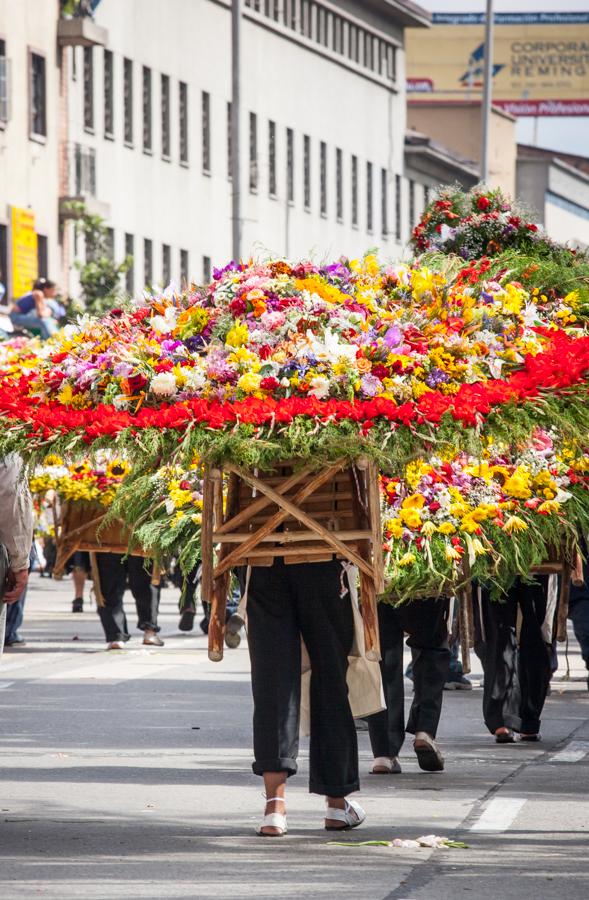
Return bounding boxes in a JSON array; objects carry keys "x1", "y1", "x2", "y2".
[
  {"x1": 10, "y1": 206, "x2": 38, "y2": 299},
  {"x1": 406, "y1": 11, "x2": 589, "y2": 116}
]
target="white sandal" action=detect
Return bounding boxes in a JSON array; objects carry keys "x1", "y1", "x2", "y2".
[
  {"x1": 370, "y1": 756, "x2": 402, "y2": 775},
  {"x1": 324, "y1": 798, "x2": 366, "y2": 831},
  {"x1": 256, "y1": 797, "x2": 287, "y2": 837}
]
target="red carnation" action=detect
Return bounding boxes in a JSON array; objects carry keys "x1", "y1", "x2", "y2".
[
  {"x1": 477, "y1": 196, "x2": 491, "y2": 211},
  {"x1": 260, "y1": 376, "x2": 279, "y2": 391}
]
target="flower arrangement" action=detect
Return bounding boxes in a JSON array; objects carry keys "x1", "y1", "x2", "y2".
[
  {"x1": 382, "y1": 432, "x2": 589, "y2": 599},
  {"x1": 29, "y1": 456, "x2": 131, "y2": 507}
]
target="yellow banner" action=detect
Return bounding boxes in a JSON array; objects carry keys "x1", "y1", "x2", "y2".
[
  {"x1": 10, "y1": 206, "x2": 38, "y2": 299},
  {"x1": 406, "y1": 12, "x2": 589, "y2": 116}
]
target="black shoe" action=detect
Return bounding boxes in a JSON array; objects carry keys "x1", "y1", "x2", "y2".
[
  {"x1": 178, "y1": 607, "x2": 196, "y2": 632},
  {"x1": 414, "y1": 732, "x2": 444, "y2": 771},
  {"x1": 5, "y1": 636, "x2": 26, "y2": 647},
  {"x1": 200, "y1": 616, "x2": 209, "y2": 635},
  {"x1": 72, "y1": 598, "x2": 84, "y2": 613},
  {"x1": 495, "y1": 727, "x2": 516, "y2": 744}
]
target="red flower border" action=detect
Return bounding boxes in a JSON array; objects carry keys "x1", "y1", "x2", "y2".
[{"x1": 1, "y1": 331, "x2": 589, "y2": 443}]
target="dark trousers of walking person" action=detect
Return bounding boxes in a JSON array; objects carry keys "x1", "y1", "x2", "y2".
[
  {"x1": 367, "y1": 598, "x2": 450, "y2": 759},
  {"x1": 246, "y1": 557, "x2": 359, "y2": 797},
  {"x1": 474, "y1": 577, "x2": 553, "y2": 735},
  {"x1": 96, "y1": 553, "x2": 160, "y2": 643}
]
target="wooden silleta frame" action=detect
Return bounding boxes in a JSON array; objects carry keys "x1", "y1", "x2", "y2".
[{"x1": 200, "y1": 458, "x2": 384, "y2": 662}]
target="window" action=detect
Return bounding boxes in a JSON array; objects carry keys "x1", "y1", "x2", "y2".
[
  {"x1": 144, "y1": 238, "x2": 153, "y2": 286},
  {"x1": 142, "y1": 66, "x2": 152, "y2": 153},
  {"x1": 424, "y1": 185, "x2": 430, "y2": 208},
  {"x1": 395, "y1": 174, "x2": 402, "y2": 241},
  {"x1": 303, "y1": 134, "x2": 311, "y2": 210},
  {"x1": 381, "y1": 168, "x2": 388, "y2": 236},
  {"x1": 123, "y1": 57, "x2": 133, "y2": 146},
  {"x1": 179, "y1": 81, "x2": 188, "y2": 164},
  {"x1": 161, "y1": 74, "x2": 170, "y2": 158},
  {"x1": 0, "y1": 40, "x2": 8, "y2": 125},
  {"x1": 336, "y1": 148, "x2": 343, "y2": 222},
  {"x1": 249, "y1": 112, "x2": 258, "y2": 192},
  {"x1": 202, "y1": 91, "x2": 210, "y2": 173},
  {"x1": 0, "y1": 223, "x2": 8, "y2": 299},
  {"x1": 268, "y1": 120, "x2": 276, "y2": 197},
  {"x1": 351, "y1": 154, "x2": 358, "y2": 227},
  {"x1": 203, "y1": 255, "x2": 212, "y2": 282},
  {"x1": 366, "y1": 161, "x2": 373, "y2": 233},
  {"x1": 409, "y1": 179, "x2": 416, "y2": 230},
  {"x1": 227, "y1": 101, "x2": 232, "y2": 180},
  {"x1": 29, "y1": 52, "x2": 46, "y2": 137},
  {"x1": 83, "y1": 47, "x2": 94, "y2": 131},
  {"x1": 105, "y1": 228, "x2": 114, "y2": 260},
  {"x1": 162, "y1": 243, "x2": 171, "y2": 286},
  {"x1": 320, "y1": 141, "x2": 327, "y2": 217},
  {"x1": 349, "y1": 25, "x2": 359, "y2": 63},
  {"x1": 286, "y1": 127, "x2": 294, "y2": 204},
  {"x1": 180, "y1": 249, "x2": 189, "y2": 286},
  {"x1": 125, "y1": 233, "x2": 134, "y2": 294},
  {"x1": 37, "y1": 234, "x2": 48, "y2": 279},
  {"x1": 103, "y1": 49, "x2": 114, "y2": 138}
]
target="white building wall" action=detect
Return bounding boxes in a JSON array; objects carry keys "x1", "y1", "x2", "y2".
[
  {"x1": 0, "y1": 0, "x2": 60, "y2": 300},
  {"x1": 65, "y1": 0, "x2": 411, "y2": 294}
]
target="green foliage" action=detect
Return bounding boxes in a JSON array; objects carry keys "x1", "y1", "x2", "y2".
[{"x1": 66, "y1": 201, "x2": 131, "y2": 316}]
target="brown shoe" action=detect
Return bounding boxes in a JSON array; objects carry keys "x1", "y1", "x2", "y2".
[
  {"x1": 143, "y1": 631, "x2": 164, "y2": 647},
  {"x1": 414, "y1": 732, "x2": 444, "y2": 771}
]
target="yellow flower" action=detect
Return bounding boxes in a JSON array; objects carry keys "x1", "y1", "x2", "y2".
[
  {"x1": 237, "y1": 372, "x2": 262, "y2": 393},
  {"x1": 421, "y1": 521, "x2": 436, "y2": 537},
  {"x1": 503, "y1": 468, "x2": 532, "y2": 500},
  {"x1": 58, "y1": 384, "x2": 74, "y2": 405},
  {"x1": 106, "y1": 460, "x2": 131, "y2": 479},
  {"x1": 43, "y1": 455, "x2": 64, "y2": 467},
  {"x1": 398, "y1": 552, "x2": 416, "y2": 567},
  {"x1": 503, "y1": 515, "x2": 528, "y2": 534},
  {"x1": 384, "y1": 517, "x2": 404, "y2": 539},
  {"x1": 225, "y1": 322, "x2": 249, "y2": 347},
  {"x1": 445, "y1": 544, "x2": 462, "y2": 561},
  {"x1": 399, "y1": 508, "x2": 422, "y2": 530},
  {"x1": 537, "y1": 500, "x2": 560, "y2": 515},
  {"x1": 401, "y1": 493, "x2": 426, "y2": 510},
  {"x1": 437, "y1": 522, "x2": 456, "y2": 535}
]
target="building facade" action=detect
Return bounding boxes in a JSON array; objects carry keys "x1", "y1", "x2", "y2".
[{"x1": 1, "y1": 0, "x2": 432, "y2": 303}]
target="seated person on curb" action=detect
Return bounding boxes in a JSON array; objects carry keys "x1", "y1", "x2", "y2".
[
  {"x1": 366, "y1": 596, "x2": 450, "y2": 775},
  {"x1": 9, "y1": 278, "x2": 61, "y2": 340}
]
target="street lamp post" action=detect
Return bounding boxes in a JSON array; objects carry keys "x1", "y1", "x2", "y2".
[
  {"x1": 480, "y1": 0, "x2": 494, "y2": 184},
  {"x1": 231, "y1": 0, "x2": 242, "y2": 262}
]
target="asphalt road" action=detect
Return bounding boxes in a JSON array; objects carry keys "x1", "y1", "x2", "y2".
[{"x1": 1, "y1": 575, "x2": 588, "y2": 900}]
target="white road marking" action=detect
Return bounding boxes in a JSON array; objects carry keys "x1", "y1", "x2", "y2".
[
  {"x1": 0, "y1": 681, "x2": 14, "y2": 689},
  {"x1": 41, "y1": 659, "x2": 180, "y2": 682},
  {"x1": 470, "y1": 797, "x2": 526, "y2": 832},
  {"x1": 550, "y1": 741, "x2": 589, "y2": 763}
]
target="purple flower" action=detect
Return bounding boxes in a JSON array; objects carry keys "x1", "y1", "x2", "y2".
[
  {"x1": 384, "y1": 325, "x2": 402, "y2": 349},
  {"x1": 360, "y1": 374, "x2": 381, "y2": 397}
]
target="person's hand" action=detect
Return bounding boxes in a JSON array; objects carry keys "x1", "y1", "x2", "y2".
[{"x1": 3, "y1": 568, "x2": 29, "y2": 604}]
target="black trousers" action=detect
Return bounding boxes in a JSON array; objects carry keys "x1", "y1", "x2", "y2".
[
  {"x1": 367, "y1": 598, "x2": 450, "y2": 758},
  {"x1": 474, "y1": 577, "x2": 553, "y2": 735},
  {"x1": 246, "y1": 558, "x2": 358, "y2": 797},
  {"x1": 96, "y1": 553, "x2": 160, "y2": 643}
]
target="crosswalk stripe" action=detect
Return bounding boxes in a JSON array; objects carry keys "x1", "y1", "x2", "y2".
[
  {"x1": 470, "y1": 797, "x2": 526, "y2": 832},
  {"x1": 550, "y1": 741, "x2": 589, "y2": 763}
]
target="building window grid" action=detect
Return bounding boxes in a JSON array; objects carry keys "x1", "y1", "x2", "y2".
[
  {"x1": 83, "y1": 47, "x2": 94, "y2": 131},
  {"x1": 180, "y1": 249, "x2": 189, "y2": 286},
  {"x1": 179, "y1": 81, "x2": 188, "y2": 164},
  {"x1": 286, "y1": 126, "x2": 294, "y2": 205},
  {"x1": 268, "y1": 119, "x2": 277, "y2": 197},
  {"x1": 409, "y1": 179, "x2": 416, "y2": 231},
  {"x1": 161, "y1": 73, "x2": 170, "y2": 159},
  {"x1": 395, "y1": 174, "x2": 402, "y2": 242},
  {"x1": 336, "y1": 147, "x2": 343, "y2": 223},
  {"x1": 202, "y1": 91, "x2": 211, "y2": 173},
  {"x1": 227, "y1": 101, "x2": 233, "y2": 180},
  {"x1": 142, "y1": 66, "x2": 152, "y2": 153},
  {"x1": 304, "y1": 134, "x2": 311, "y2": 210},
  {"x1": 162, "y1": 243, "x2": 171, "y2": 286},
  {"x1": 366, "y1": 161, "x2": 373, "y2": 234},
  {"x1": 123, "y1": 57, "x2": 133, "y2": 146},
  {"x1": 203, "y1": 255, "x2": 212, "y2": 283},
  {"x1": 144, "y1": 238, "x2": 153, "y2": 287},
  {"x1": 103, "y1": 49, "x2": 114, "y2": 138},
  {"x1": 351, "y1": 154, "x2": 358, "y2": 228},
  {"x1": 245, "y1": 0, "x2": 396, "y2": 79},
  {"x1": 381, "y1": 167, "x2": 388, "y2": 237},
  {"x1": 30, "y1": 52, "x2": 46, "y2": 137},
  {"x1": 249, "y1": 112, "x2": 258, "y2": 192},
  {"x1": 125, "y1": 233, "x2": 134, "y2": 295},
  {"x1": 0, "y1": 40, "x2": 8, "y2": 125},
  {"x1": 320, "y1": 141, "x2": 327, "y2": 217}
]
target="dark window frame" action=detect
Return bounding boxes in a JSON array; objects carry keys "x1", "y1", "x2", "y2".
[
  {"x1": 336, "y1": 147, "x2": 343, "y2": 223},
  {"x1": 249, "y1": 111, "x2": 258, "y2": 193},
  {"x1": 286, "y1": 126, "x2": 294, "y2": 205},
  {"x1": 320, "y1": 140, "x2": 327, "y2": 218},
  {"x1": 351, "y1": 154, "x2": 358, "y2": 228},
  {"x1": 142, "y1": 65, "x2": 152, "y2": 154},
  {"x1": 125, "y1": 232, "x2": 134, "y2": 294},
  {"x1": 202, "y1": 91, "x2": 211, "y2": 174},
  {"x1": 83, "y1": 46, "x2": 94, "y2": 132},
  {"x1": 123, "y1": 57, "x2": 133, "y2": 147},
  {"x1": 268, "y1": 119, "x2": 277, "y2": 198},
  {"x1": 179, "y1": 80, "x2": 188, "y2": 165},
  {"x1": 103, "y1": 49, "x2": 114, "y2": 139},
  {"x1": 303, "y1": 134, "x2": 311, "y2": 211},
  {"x1": 161, "y1": 73, "x2": 170, "y2": 160},
  {"x1": 366, "y1": 161, "x2": 373, "y2": 234},
  {"x1": 144, "y1": 237, "x2": 153, "y2": 287},
  {"x1": 29, "y1": 48, "x2": 47, "y2": 139},
  {"x1": 162, "y1": 242, "x2": 171, "y2": 286}
]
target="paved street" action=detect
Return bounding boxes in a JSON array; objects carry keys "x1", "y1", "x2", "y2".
[{"x1": 1, "y1": 574, "x2": 588, "y2": 900}]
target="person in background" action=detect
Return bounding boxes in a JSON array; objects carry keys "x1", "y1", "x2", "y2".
[
  {"x1": 474, "y1": 576, "x2": 557, "y2": 743},
  {"x1": 95, "y1": 553, "x2": 164, "y2": 650},
  {"x1": 9, "y1": 278, "x2": 61, "y2": 340},
  {"x1": 4, "y1": 548, "x2": 36, "y2": 647},
  {"x1": 0, "y1": 456, "x2": 34, "y2": 608},
  {"x1": 366, "y1": 598, "x2": 450, "y2": 775},
  {"x1": 569, "y1": 555, "x2": 589, "y2": 691}
]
